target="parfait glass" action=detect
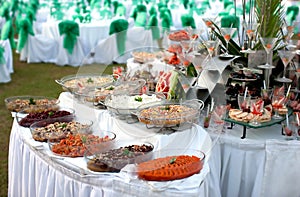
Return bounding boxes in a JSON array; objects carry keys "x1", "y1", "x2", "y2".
[
  {"x1": 203, "y1": 40, "x2": 219, "y2": 59},
  {"x1": 272, "y1": 94, "x2": 286, "y2": 119},
  {"x1": 210, "y1": 105, "x2": 227, "y2": 132},
  {"x1": 241, "y1": 22, "x2": 260, "y2": 53},
  {"x1": 282, "y1": 116, "x2": 296, "y2": 140},
  {"x1": 276, "y1": 50, "x2": 296, "y2": 83},
  {"x1": 202, "y1": 17, "x2": 217, "y2": 40},
  {"x1": 258, "y1": 37, "x2": 278, "y2": 69},
  {"x1": 249, "y1": 98, "x2": 264, "y2": 126},
  {"x1": 220, "y1": 28, "x2": 236, "y2": 57}
]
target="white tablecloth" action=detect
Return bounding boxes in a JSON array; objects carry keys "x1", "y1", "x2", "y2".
[
  {"x1": 8, "y1": 92, "x2": 213, "y2": 197},
  {"x1": 41, "y1": 20, "x2": 111, "y2": 56},
  {"x1": 208, "y1": 123, "x2": 300, "y2": 197}
]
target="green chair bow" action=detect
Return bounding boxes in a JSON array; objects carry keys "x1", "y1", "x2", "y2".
[
  {"x1": 0, "y1": 45, "x2": 5, "y2": 65},
  {"x1": 0, "y1": 3, "x2": 10, "y2": 20},
  {"x1": 116, "y1": 4, "x2": 126, "y2": 17},
  {"x1": 181, "y1": 14, "x2": 196, "y2": 29},
  {"x1": 99, "y1": 7, "x2": 113, "y2": 19},
  {"x1": 72, "y1": 14, "x2": 84, "y2": 23},
  {"x1": 17, "y1": 18, "x2": 35, "y2": 51},
  {"x1": 147, "y1": 14, "x2": 160, "y2": 40},
  {"x1": 286, "y1": 5, "x2": 299, "y2": 25},
  {"x1": 221, "y1": 15, "x2": 240, "y2": 28},
  {"x1": 160, "y1": 10, "x2": 172, "y2": 31},
  {"x1": 58, "y1": 20, "x2": 80, "y2": 54},
  {"x1": 26, "y1": 7, "x2": 36, "y2": 23},
  {"x1": 135, "y1": 12, "x2": 147, "y2": 27},
  {"x1": 1, "y1": 20, "x2": 15, "y2": 49},
  {"x1": 109, "y1": 19, "x2": 129, "y2": 56},
  {"x1": 131, "y1": 4, "x2": 147, "y2": 20}
]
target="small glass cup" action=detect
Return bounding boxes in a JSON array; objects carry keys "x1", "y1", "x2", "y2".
[
  {"x1": 237, "y1": 93, "x2": 251, "y2": 112},
  {"x1": 282, "y1": 121, "x2": 295, "y2": 140}
]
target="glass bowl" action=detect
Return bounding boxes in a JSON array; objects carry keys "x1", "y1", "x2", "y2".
[
  {"x1": 103, "y1": 91, "x2": 165, "y2": 116},
  {"x1": 48, "y1": 131, "x2": 116, "y2": 158},
  {"x1": 16, "y1": 107, "x2": 75, "y2": 128},
  {"x1": 85, "y1": 140, "x2": 154, "y2": 173},
  {"x1": 136, "y1": 100, "x2": 203, "y2": 127},
  {"x1": 136, "y1": 148, "x2": 205, "y2": 181},
  {"x1": 73, "y1": 79, "x2": 146, "y2": 107},
  {"x1": 4, "y1": 95, "x2": 59, "y2": 113},
  {"x1": 30, "y1": 116, "x2": 93, "y2": 142},
  {"x1": 55, "y1": 73, "x2": 114, "y2": 93}
]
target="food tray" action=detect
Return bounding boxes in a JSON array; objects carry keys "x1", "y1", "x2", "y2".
[
  {"x1": 225, "y1": 108, "x2": 293, "y2": 138},
  {"x1": 5, "y1": 96, "x2": 59, "y2": 113},
  {"x1": 131, "y1": 51, "x2": 156, "y2": 63},
  {"x1": 135, "y1": 148, "x2": 205, "y2": 181},
  {"x1": 85, "y1": 140, "x2": 154, "y2": 172},
  {"x1": 136, "y1": 100, "x2": 204, "y2": 127},
  {"x1": 30, "y1": 116, "x2": 93, "y2": 142},
  {"x1": 103, "y1": 92, "x2": 165, "y2": 116},
  {"x1": 55, "y1": 74, "x2": 114, "y2": 93}
]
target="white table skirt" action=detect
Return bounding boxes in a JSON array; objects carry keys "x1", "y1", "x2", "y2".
[
  {"x1": 208, "y1": 123, "x2": 300, "y2": 197},
  {"x1": 8, "y1": 92, "x2": 213, "y2": 197}
]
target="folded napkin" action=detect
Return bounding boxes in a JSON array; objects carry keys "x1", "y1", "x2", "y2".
[
  {"x1": 58, "y1": 20, "x2": 80, "y2": 54},
  {"x1": 109, "y1": 19, "x2": 129, "y2": 56},
  {"x1": 17, "y1": 18, "x2": 35, "y2": 52}
]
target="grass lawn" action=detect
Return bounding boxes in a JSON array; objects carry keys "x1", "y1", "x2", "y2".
[{"x1": 0, "y1": 51, "x2": 122, "y2": 196}]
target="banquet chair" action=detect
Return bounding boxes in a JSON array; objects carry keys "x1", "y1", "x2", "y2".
[
  {"x1": 20, "y1": 34, "x2": 58, "y2": 63},
  {"x1": 55, "y1": 20, "x2": 85, "y2": 66},
  {"x1": 0, "y1": 40, "x2": 12, "y2": 83}
]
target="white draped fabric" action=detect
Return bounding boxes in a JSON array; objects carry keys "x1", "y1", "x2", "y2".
[
  {"x1": 0, "y1": 39, "x2": 13, "y2": 83},
  {"x1": 8, "y1": 92, "x2": 212, "y2": 197},
  {"x1": 208, "y1": 123, "x2": 300, "y2": 197}
]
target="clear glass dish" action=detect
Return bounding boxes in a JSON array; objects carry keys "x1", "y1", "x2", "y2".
[{"x1": 4, "y1": 95, "x2": 59, "y2": 113}]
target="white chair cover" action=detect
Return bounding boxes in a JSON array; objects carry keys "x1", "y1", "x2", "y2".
[
  {"x1": 19, "y1": 35, "x2": 58, "y2": 64},
  {"x1": 55, "y1": 36, "x2": 86, "y2": 67},
  {"x1": 93, "y1": 27, "x2": 154, "y2": 64},
  {"x1": 0, "y1": 39, "x2": 13, "y2": 83}
]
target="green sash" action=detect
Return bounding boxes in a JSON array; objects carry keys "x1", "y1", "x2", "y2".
[
  {"x1": 17, "y1": 18, "x2": 35, "y2": 51},
  {"x1": 147, "y1": 14, "x2": 160, "y2": 40},
  {"x1": 221, "y1": 15, "x2": 240, "y2": 28},
  {"x1": 1, "y1": 20, "x2": 15, "y2": 49},
  {"x1": 109, "y1": 19, "x2": 129, "y2": 55},
  {"x1": 286, "y1": 5, "x2": 299, "y2": 25},
  {"x1": 181, "y1": 14, "x2": 196, "y2": 29},
  {"x1": 0, "y1": 3, "x2": 10, "y2": 20},
  {"x1": 135, "y1": 12, "x2": 147, "y2": 27},
  {"x1": 58, "y1": 20, "x2": 80, "y2": 54},
  {"x1": 0, "y1": 45, "x2": 5, "y2": 65}
]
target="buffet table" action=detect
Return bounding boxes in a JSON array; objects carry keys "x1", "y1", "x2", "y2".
[
  {"x1": 8, "y1": 92, "x2": 213, "y2": 197},
  {"x1": 208, "y1": 123, "x2": 300, "y2": 197}
]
